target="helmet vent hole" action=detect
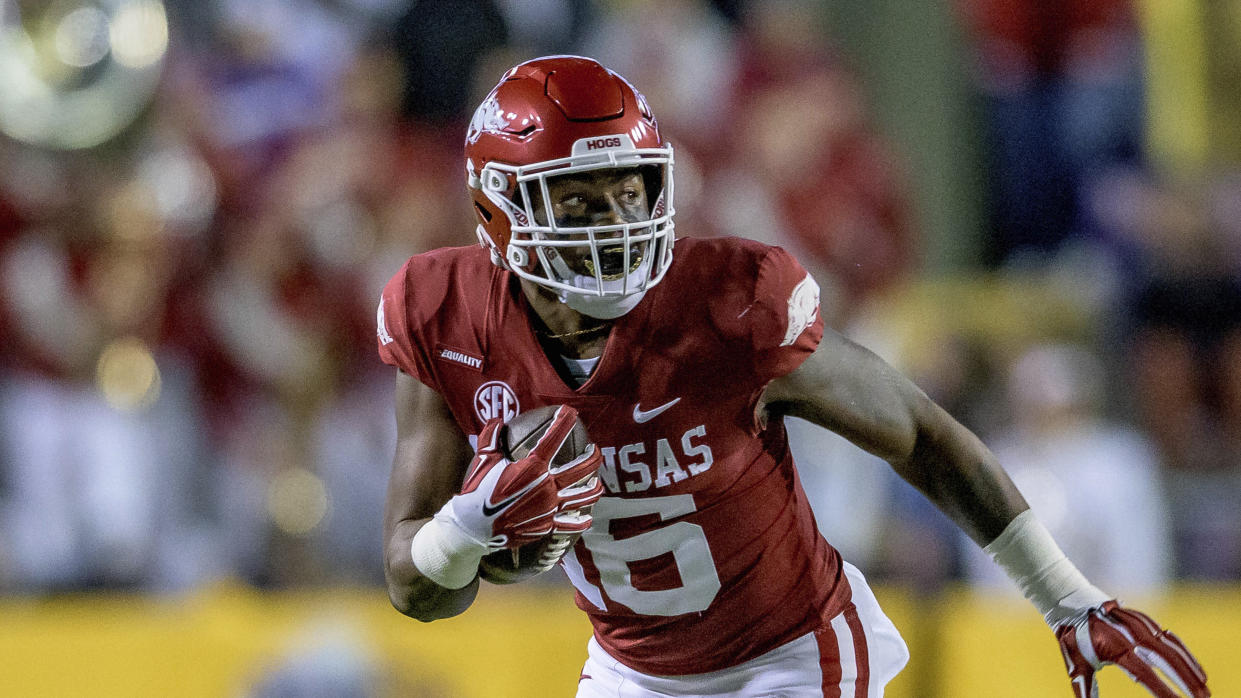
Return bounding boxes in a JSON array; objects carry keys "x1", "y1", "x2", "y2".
[
  {"x1": 473, "y1": 202, "x2": 493, "y2": 223},
  {"x1": 510, "y1": 124, "x2": 537, "y2": 138}
]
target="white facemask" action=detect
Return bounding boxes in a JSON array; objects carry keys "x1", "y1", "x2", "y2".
[
  {"x1": 562, "y1": 288, "x2": 648, "y2": 319},
  {"x1": 555, "y1": 256, "x2": 654, "y2": 319},
  {"x1": 476, "y1": 141, "x2": 676, "y2": 318}
]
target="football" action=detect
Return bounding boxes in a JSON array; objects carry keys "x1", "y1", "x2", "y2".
[{"x1": 478, "y1": 405, "x2": 595, "y2": 584}]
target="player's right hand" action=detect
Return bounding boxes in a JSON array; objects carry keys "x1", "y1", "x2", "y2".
[
  {"x1": 1056, "y1": 600, "x2": 1209, "y2": 698},
  {"x1": 444, "y1": 406, "x2": 600, "y2": 550}
]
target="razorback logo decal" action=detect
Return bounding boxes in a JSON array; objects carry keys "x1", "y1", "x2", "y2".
[
  {"x1": 781, "y1": 273, "x2": 820, "y2": 347},
  {"x1": 376, "y1": 298, "x2": 394, "y2": 346},
  {"x1": 466, "y1": 95, "x2": 511, "y2": 144}
]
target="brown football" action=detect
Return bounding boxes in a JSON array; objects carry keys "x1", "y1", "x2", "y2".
[
  {"x1": 478, "y1": 405, "x2": 594, "y2": 584},
  {"x1": 498, "y1": 404, "x2": 592, "y2": 463}
]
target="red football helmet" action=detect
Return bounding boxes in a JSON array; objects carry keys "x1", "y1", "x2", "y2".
[{"x1": 464, "y1": 55, "x2": 675, "y2": 318}]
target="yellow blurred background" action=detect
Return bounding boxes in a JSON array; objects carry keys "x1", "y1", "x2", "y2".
[{"x1": 0, "y1": 583, "x2": 1235, "y2": 697}]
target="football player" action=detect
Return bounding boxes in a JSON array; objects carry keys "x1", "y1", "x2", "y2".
[{"x1": 378, "y1": 56, "x2": 1209, "y2": 697}]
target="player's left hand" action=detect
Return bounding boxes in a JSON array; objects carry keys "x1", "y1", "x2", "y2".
[{"x1": 1056, "y1": 600, "x2": 1209, "y2": 698}]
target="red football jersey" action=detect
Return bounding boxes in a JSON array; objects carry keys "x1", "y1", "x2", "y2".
[{"x1": 378, "y1": 236, "x2": 851, "y2": 675}]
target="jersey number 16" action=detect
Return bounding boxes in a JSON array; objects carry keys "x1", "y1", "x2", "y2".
[{"x1": 568, "y1": 495, "x2": 722, "y2": 616}]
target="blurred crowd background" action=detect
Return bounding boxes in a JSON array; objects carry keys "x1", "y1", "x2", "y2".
[{"x1": 2, "y1": 0, "x2": 1241, "y2": 608}]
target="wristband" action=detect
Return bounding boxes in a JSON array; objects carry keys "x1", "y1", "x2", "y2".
[
  {"x1": 983, "y1": 510, "x2": 1110, "y2": 627},
  {"x1": 410, "y1": 501, "x2": 489, "y2": 590}
]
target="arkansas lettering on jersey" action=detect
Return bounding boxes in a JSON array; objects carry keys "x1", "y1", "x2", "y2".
[{"x1": 377, "y1": 236, "x2": 850, "y2": 675}]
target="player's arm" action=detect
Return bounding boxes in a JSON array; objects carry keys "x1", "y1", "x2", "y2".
[
  {"x1": 762, "y1": 329, "x2": 1210, "y2": 697},
  {"x1": 384, "y1": 370, "x2": 479, "y2": 622},
  {"x1": 764, "y1": 327, "x2": 1027, "y2": 546},
  {"x1": 761, "y1": 327, "x2": 1026, "y2": 545},
  {"x1": 384, "y1": 370, "x2": 605, "y2": 623}
]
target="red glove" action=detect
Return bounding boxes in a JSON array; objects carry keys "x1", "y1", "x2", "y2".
[
  {"x1": 526, "y1": 437, "x2": 606, "y2": 573},
  {"x1": 1057, "y1": 600, "x2": 1209, "y2": 698},
  {"x1": 448, "y1": 405, "x2": 601, "y2": 549},
  {"x1": 547, "y1": 441, "x2": 606, "y2": 536}
]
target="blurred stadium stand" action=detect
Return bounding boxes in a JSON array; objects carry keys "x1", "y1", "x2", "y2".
[{"x1": 1, "y1": 0, "x2": 1238, "y2": 695}]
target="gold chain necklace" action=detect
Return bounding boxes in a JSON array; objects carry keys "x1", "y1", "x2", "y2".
[{"x1": 538, "y1": 322, "x2": 612, "y2": 340}]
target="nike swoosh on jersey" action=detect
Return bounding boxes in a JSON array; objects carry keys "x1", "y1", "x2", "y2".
[{"x1": 632, "y1": 397, "x2": 681, "y2": 423}]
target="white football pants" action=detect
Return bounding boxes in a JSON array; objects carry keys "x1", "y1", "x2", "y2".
[{"x1": 576, "y1": 561, "x2": 909, "y2": 697}]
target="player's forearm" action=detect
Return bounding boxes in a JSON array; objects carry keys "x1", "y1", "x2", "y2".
[
  {"x1": 890, "y1": 395, "x2": 1029, "y2": 546},
  {"x1": 385, "y1": 517, "x2": 481, "y2": 622},
  {"x1": 895, "y1": 398, "x2": 1112, "y2": 625}
]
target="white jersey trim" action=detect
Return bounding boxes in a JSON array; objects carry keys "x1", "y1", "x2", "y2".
[{"x1": 561, "y1": 548, "x2": 607, "y2": 611}]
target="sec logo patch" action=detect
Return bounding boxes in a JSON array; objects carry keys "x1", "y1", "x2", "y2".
[{"x1": 474, "y1": 381, "x2": 520, "y2": 423}]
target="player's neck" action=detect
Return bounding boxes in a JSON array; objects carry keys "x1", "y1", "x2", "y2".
[{"x1": 519, "y1": 280, "x2": 612, "y2": 360}]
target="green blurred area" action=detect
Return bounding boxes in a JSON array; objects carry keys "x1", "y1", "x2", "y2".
[{"x1": 826, "y1": 0, "x2": 986, "y2": 272}]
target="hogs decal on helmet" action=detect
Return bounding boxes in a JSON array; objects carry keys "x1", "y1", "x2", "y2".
[{"x1": 464, "y1": 55, "x2": 675, "y2": 319}]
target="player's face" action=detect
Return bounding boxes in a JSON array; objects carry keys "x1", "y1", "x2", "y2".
[{"x1": 532, "y1": 168, "x2": 650, "y2": 280}]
